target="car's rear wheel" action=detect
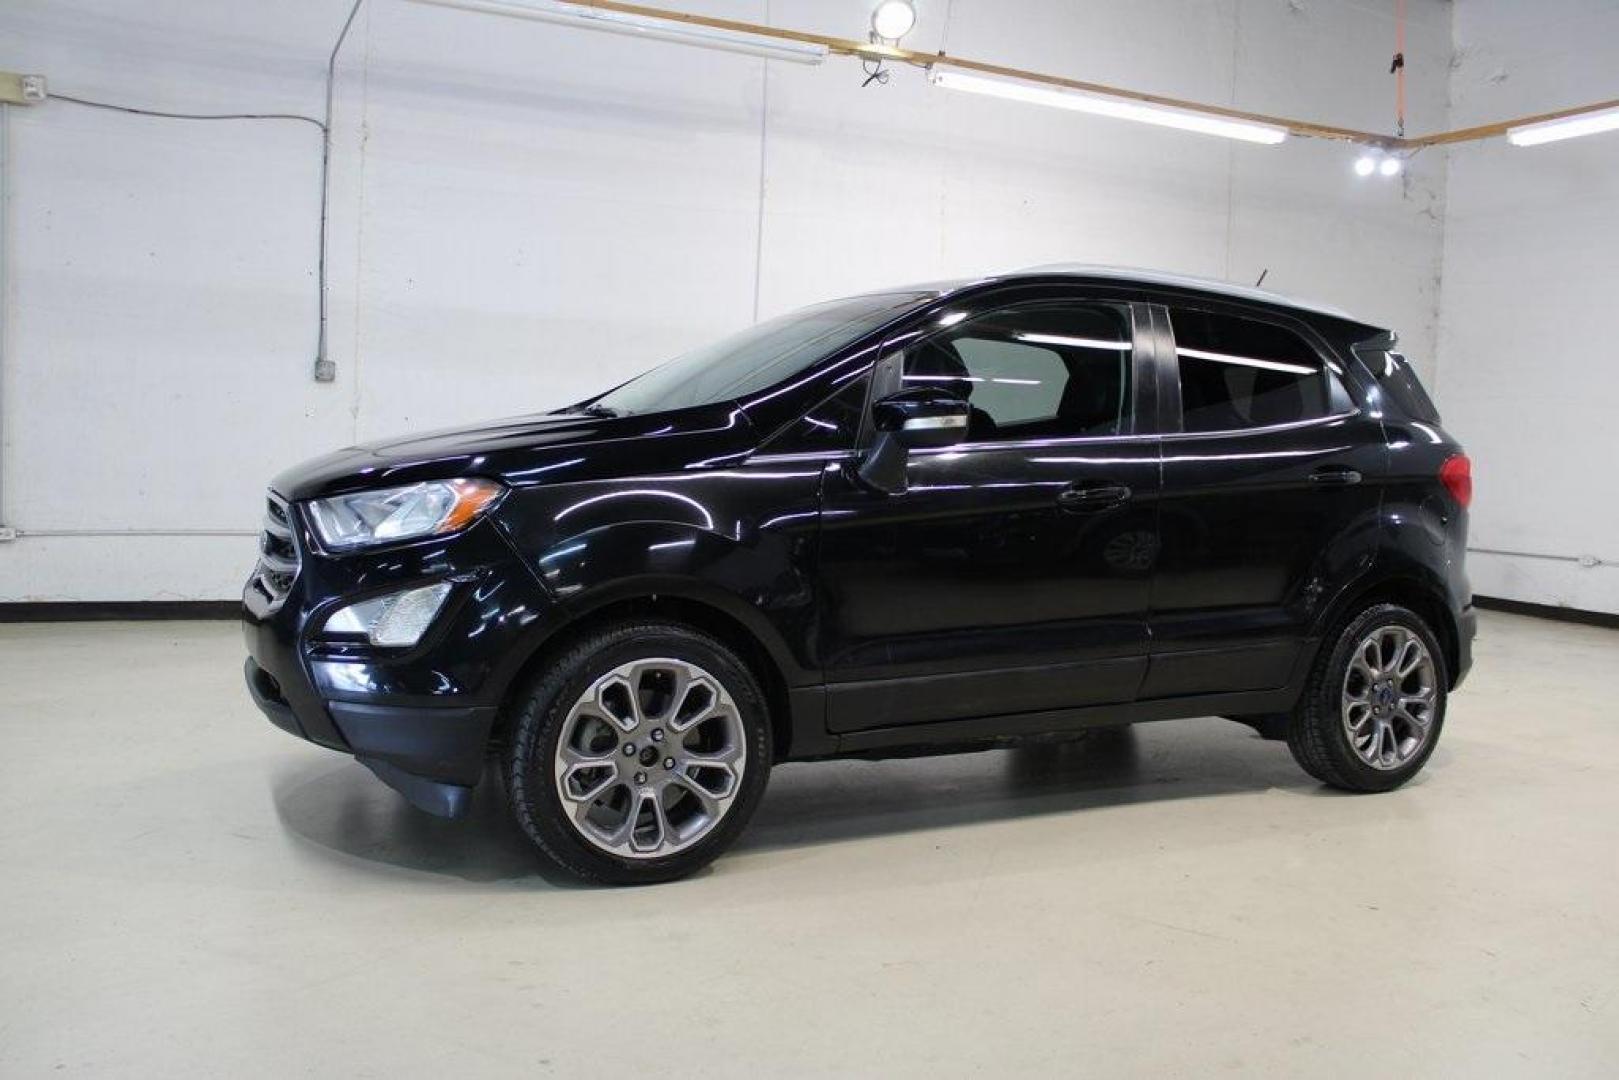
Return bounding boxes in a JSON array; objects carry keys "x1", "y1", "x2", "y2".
[
  {"x1": 502, "y1": 620, "x2": 772, "y2": 885},
  {"x1": 1287, "y1": 602, "x2": 1448, "y2": 792}
]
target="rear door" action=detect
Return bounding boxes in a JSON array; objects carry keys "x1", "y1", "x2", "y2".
[
  {"x1": 1143, "y1": 302, "x2": 1385, "y2": 697},
  {"x1": 815, "y1": 293, "x2": 1161, "y2": 734}
]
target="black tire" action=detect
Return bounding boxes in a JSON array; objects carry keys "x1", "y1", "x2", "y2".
[
  {"x1": 502, "y1": 620, "x2": 773, "y2": 886},
  {"x1": 1286, "y1": 603, "x2": 1448, "y2": 792}
]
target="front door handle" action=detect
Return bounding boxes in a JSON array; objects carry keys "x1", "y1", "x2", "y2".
[
  {"x1": 1058, "y1": 482, "x2": 1132, "y2": 512},
  {"x1": 1309, "y1": 466, "x2": 1363, "y2": 487}
]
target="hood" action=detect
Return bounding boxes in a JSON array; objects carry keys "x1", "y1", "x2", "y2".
[{"x1": 270, "y1": 403, "x2": 755, "y2": 501}]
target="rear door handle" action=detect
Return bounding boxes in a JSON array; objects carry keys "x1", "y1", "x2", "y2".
[
  {"x1": 1309, "y1": 466, "x2": 1363, "y2": 487},
  {"x1": 1058, "y1": 482, "x2": 1132, "y2": 512}
]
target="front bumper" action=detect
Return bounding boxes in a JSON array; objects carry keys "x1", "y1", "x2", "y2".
[{"x1": 242, "y1": 511, "x2": 558, "y2": 817}]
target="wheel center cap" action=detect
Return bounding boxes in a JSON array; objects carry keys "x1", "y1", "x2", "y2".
[
  {"x1": 638, "y1": 745, "x2": 661, "y2": 768},
  {"x1": 1373, "y1": 682, "x2": 1396, "y2": 710}
]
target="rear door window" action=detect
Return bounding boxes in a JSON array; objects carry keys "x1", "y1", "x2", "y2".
[{"x1": 1168, "y1": 309, "x2": 1350, "y2": 433}]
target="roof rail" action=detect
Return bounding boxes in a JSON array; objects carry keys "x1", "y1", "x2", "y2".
[{"x1": 1015, "y1": 263, "x2": 1361, "y2": 321}]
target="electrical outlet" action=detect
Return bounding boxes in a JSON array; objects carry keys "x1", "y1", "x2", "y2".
[{"x1": 0, "y1": 72, "x2": 47, "y2": 105}]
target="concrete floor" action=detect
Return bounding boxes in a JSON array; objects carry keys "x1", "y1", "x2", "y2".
[{"x1": 1, "y1": 611, "x2": 1616, "y2": 1076}]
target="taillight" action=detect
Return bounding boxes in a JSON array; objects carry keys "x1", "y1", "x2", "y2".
[{"x1": 1439, "y1": 453, "x2": 1472, "y2": 509}]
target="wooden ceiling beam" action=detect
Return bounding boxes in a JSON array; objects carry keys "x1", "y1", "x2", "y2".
[{"x1": 557, "y1": 1, "x2": 1613, "y2": 151}]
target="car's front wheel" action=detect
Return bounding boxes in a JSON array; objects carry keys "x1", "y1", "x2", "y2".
[
  {"x1": 502, "y1": 620, "x2": 772, "y2": 885},
  {"x1": 1287, "y1": 602, "x2": 1448, "y2": 792}
]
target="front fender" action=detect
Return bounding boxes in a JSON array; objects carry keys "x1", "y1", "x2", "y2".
[{"x1": 534, "y1": 521, "x2": 811, "y2": 684}]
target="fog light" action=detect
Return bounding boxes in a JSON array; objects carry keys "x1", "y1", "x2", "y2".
[{"x1": 324, "y1": 582, "x2": 453, "y2": 648}]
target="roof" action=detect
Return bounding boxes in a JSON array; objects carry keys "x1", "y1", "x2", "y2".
[{"x1": 1010, "y1": 263, "x2": 1363, "y2": 323}]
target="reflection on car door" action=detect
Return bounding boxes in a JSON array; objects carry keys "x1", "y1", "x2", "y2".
[
  {"x1": 1143, "y1": 303, "x2": 1387, "y2": 697},
  {"x1": 815, "y1": 296, "x2": 1161, "y2": 735}
]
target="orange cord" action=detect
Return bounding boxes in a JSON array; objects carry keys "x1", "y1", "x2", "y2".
[{"x1": 1395, "y1": 0, "x2": 1407, "y2": 137}]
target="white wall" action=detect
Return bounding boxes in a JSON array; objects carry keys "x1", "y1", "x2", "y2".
[
  {"x1": 0, "y1": 0, "x2": 1453, "y2": 602},
  {"x1": 1436, "y1": 0, "x2": 1619, "y2": 615}
]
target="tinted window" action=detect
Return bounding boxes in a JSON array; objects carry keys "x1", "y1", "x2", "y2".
[
  {"x1": 1355, "y1": 342, "x2": 1440, "y2": 423},
  {"x1": 1170, "y1": 309, "x2": 1347, "y2": 433},
  {"x1": 593, "y1": 291, "x2": 932, "y2": 416},
  {"x1": 900, "y1": 303, "x2": 1132, "y2": 441},
  {"x1": 760, "y1": 373, "x2": 870, "y2": 454}
]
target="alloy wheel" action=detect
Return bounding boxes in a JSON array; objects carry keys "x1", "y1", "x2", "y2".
[
  {"x1": 553, "y1": 657, "x2": 746, "y2": 859},
  {"x1": 1341, "y1": 624, "x2": 1438, "y2": 770}
]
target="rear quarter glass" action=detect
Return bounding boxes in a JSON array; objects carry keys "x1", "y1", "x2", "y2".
[{"x1": 1355, "y1": 342, "x2": 1441, "y2": 423}]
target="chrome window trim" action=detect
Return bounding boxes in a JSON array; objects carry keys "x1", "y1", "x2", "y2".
[
  {"x1": 911, "y1": 431, "x2": 1156, "y2": 455},
  {"x1": 746, "y1": 449, "x2": 858, "y2": 465},
  {"x1": 1159, "y1": 409, "x2": 1361, "y2": 441},
  {"x1": 750, "y1": 413, "x2": 1360, "y2": 460}
]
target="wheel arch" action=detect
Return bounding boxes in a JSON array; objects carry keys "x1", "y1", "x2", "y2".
[
  {"x1": 1312, "y1": 571, "x2": 1462, "y2": 689},
  {"x1": 490, "y1": 587, "x2": 803, "y2": 764}
]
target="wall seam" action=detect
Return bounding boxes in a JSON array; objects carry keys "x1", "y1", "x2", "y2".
[
  {"x1": 1222, "y1": 0, "x2": 1242, "y2": 281},
  {"x1": 347, "y1": 1, "x2": 375, "y2": 443},
  {"x1": 1428, "y1": 0, "x2": 1458, "y2": 404},
  {"x1": 748, "y1": 0, "x2": 774, "y2": 322},
  {"x1": 751, "y1": 53, "x2": 770, "y2": 323},
  {"x1": 0, "y1": 102, "x2": 10, "y2": 529}
]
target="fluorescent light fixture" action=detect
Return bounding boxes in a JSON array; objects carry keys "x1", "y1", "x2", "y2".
[
  {"x1": 1507, "y1": 105, "x2": 1619, "y2": 147},
  {"x1": 1177, "y1": 346, "x2": 1314, "y2": 375},
  {"x1": 1017, "y1": 333, "x2": 1133, "y2": 351},
  {"x1": 930, "y1": 69, "x2": 1288, "y2": 145},
  {"x1": 403, "y1": 0, "x2": 829, "y2": 64}
]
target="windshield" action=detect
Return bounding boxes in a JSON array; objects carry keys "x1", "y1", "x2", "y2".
[{"x1": 590, "y1": 291, "x2": 934, "y2": 415}]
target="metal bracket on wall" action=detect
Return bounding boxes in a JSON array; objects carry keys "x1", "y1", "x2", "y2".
[{"x1": 0, "y1": 72, "x2": 48, "y2": 106}]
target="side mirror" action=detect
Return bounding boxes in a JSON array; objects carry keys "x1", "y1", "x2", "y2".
[
  {"x1": 873, "y1": 391, "x2": 972, "y2": 449},
  {"x1": 857, "y1": 390, "x2": 970, "y2": 494}
]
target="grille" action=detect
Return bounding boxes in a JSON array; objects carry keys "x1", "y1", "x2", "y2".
[{"x1": 253, "y1": 493, "x2": 300, "y2": 609}]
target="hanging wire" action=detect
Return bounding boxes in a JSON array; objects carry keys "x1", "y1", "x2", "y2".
[
  {"x1": 49, "y1": 94, "x2": 325, "y2": 130},
  {"x1": 42, "y1": 0, "x2": 363, "y2": 384},
  {"x1": 861, "y1": 52, "x2": 891, "y2": 87}
]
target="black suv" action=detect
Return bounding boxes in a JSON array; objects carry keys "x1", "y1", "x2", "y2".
[{"x1": 244, "y1": 266, "x2": 1474, "y2": 884}]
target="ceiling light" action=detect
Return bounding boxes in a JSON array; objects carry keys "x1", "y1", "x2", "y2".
[
  {"x1": 1507, "y1": 104, "x2": 1619, "y2": 147},
  {"x1": 1353, "y1": 154, "x2": 1377, "y2": 176},
  {"x1": 1379, "y1": 156, "x2": 1402, "y2": 176},
  {"x1": 930, "y1": 69, "x2": 1288, "y2": 145},
  {"x1": 403, "y1": 0, "x2": 829, "y2": 64},
  {"x1": 871, "y1": 0, "x2": 917, "y2": 42}
]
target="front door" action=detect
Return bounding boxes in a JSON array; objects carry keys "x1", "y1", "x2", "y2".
[
  {"x1": 815, "y1": 295, "x2": 1161, "y2": 734},
  {"x1": 1143, "y1": 301, "x2": 1387, "y2": 697}
]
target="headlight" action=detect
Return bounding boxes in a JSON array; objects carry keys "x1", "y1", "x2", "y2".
[
  {"x1": 323, "y1": 582, "x2": 454, "y2": 648},
  {"x1": 306, "y1": 479, "x2": 504, "y2": 552}
]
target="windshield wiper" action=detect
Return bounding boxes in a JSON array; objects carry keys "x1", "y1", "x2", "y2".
[{"x1": 577, "y1": 403, "x2": 623, "y2": 418}]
